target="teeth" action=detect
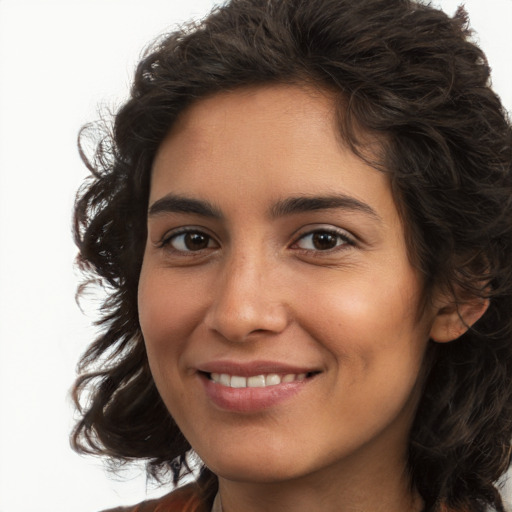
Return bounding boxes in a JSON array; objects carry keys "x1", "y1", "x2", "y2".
[
  {"x1": 247, "y1": 375, "x2": 266, "y2": 387},
  {"x1": 265, "y1": 373, "x2": 281, "y2": 386},
  {"x1": 230, "y1": 375, "x2": 247, "y2": 388},
  {"x1": 210, "y1": 372, "x2": 310, "y2": 388},
  {"x1": 219, "y1": 373, "x2": 231, "y2": 386}
]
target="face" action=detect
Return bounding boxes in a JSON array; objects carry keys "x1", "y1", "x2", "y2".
[{"x1": 138, "y1": 85, "x2": 438, "y2": 485}]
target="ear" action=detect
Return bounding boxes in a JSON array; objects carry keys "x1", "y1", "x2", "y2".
[{"x1": 429, "y1": 292, "x2": 489, "y2": 343}]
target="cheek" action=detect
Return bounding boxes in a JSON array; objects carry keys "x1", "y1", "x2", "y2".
[
  {"x1": 138, "y1": 266, "x2": 207, "y2": 372},
  {"x1": 296, "y1": 265, "x2": 429, "y2": 371},
  {"x1": 305, "y1": 272, "x2": 429, "y2": 418},
  {"x1": 137, "y1": 267, "x2": 211, "y2": 428}
]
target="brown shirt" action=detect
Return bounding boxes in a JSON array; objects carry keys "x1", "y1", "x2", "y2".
[
  {"x1": 102, "y1": 485, "x2": 209, "y2": 512},
  {"x1": 103, "y1": 486, "x2": 473, "y2": 512}
]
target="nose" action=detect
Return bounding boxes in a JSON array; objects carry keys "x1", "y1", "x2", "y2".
[{"x1": 204, "y1": 252, "x2": 290, "y2": 343}]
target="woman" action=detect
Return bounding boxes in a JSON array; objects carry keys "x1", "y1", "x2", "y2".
[{"x1": 72, "y1": 0, "x2": 512, "y2": 511}]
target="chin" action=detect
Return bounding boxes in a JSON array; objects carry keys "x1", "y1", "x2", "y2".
[
  {"x1": 196, "y1": 440, "x2": 323, "y2": 485},
  {"x1": 208, "y1": 459, "x2": 306, "y2": 485}
]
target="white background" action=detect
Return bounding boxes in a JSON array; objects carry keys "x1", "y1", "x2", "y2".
[{"x1": 0, "y1": 1, "x2": 510, "y2": 511}]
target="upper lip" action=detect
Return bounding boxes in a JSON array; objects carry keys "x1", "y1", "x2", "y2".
[{"x1": 196, "y1": 360, "x2": 320, "y2": 377}]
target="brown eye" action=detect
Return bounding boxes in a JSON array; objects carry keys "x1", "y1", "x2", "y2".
[
  {"x1": 184, "y1": 233, "x2": 210, "y2": 250},
  {"x1": 295, "y1": 229, "x2": 352, "y2": 251},
  {"x1": 167, "y1": 231, "x2": 216, "y2": 252},
  {"x1": 311, "y1": 232, "x2": 338, "y2": 250}
]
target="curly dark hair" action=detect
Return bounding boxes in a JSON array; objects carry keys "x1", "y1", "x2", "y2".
[{"x1": 72, "y1": 0, "x2": 512, "y2": 511}]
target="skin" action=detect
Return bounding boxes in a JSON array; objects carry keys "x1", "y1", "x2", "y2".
[{"x1": 138, "y1": 84, "x2": 460, "y2": 512}]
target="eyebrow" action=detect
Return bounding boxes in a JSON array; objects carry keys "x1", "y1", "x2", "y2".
[
  {"x1": 148, "y1": 194, "x2": 222, "y2": 219},
  {"x1": 148, "y1": 193, "x2": 380, "y2": 221},
  {"x1": 269, "y1": 195, "x2": 381, "y2": 220}
]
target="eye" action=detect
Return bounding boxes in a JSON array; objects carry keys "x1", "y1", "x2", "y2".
[
  {"x1": 294, "y1": 228, "x2": 353, "y2": 251},
  {"x1": 162, "y1": 230, "x2": 218, "y2": 252}
]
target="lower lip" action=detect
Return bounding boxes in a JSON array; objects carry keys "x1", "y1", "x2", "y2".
[{"x1": 199, "y1": 374, "x2": 311, "y2": 413}]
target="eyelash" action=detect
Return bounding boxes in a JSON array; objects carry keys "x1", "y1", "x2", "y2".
[
  {"x1": 291, "y1": 227, "x2": 355, "y2": 253},
  {"x1": 158, "y1": 226, "x2": 355, "y2": 255},
  {"x1": 158, "y1": 227, "x2": 218, "y2": 253}
]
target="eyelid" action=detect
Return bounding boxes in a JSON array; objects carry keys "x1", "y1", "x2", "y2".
[
  {"x1": 290, "y1": 225, "x2": 356, "y2": 251},
  {"x1": 153, "y1": 224, "x2": 356, "y2": 254},
  {"x1": 156, "y1": 226, "x2": 219, "y2": 251}
]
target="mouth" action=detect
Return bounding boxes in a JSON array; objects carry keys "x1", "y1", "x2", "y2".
[
  {"x1": 197, "y1": 367, "x2": 320, "y2": 412},
  {"x1": 202, "y1": 371, "x2": 319, "y2": 388}
]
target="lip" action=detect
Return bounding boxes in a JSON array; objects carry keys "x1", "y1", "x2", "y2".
[
  {"x1": 196, "y1": 360, "x2": 320, "y2": 413},
  {"x1": 197, "y1": 360, "x2": 318, "y2": 377}
]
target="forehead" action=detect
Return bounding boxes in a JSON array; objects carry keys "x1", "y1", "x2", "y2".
[
  {"x1": 170, "y1": 84, "x2": 338, "y2": 137},
  {"x1": 157, "y1": 85, "x2": 339, "y2": 177},
  {"x1": 151, "y1": 85, "x2": 391, "y2": 206}
]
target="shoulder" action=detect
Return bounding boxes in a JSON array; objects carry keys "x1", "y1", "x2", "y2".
[{"x1": 101, "y1": 484, "x2": 209, "y2": 512}]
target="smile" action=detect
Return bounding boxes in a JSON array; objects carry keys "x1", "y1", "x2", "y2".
[
  {"x1": 209, "y1": 372, "x2": 308, "y2": 388},
  {"x1": 198, "y1": 365, "x2": 320, "y2": 412}
]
